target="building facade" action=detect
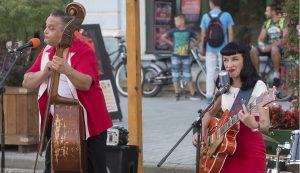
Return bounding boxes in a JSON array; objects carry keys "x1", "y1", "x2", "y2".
[{"x1": 75, "y1": 0, "x2": 277, "y2": 59}]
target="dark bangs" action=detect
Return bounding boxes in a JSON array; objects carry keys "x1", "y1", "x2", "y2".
[{"x1": 221, "y1": 42, "x2": 260, "y2": 90}]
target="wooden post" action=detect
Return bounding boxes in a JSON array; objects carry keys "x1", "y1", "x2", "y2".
[{"x1": 126, "y1": 0, "x2": 143, "y2": 173}]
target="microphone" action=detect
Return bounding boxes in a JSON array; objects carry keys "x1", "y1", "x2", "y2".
[
  {"x1": 10, "y1": 38, "x2": 41, "y2": 52},
  {"x1": 215, "y1": 70, "x2": 230, "y2": 98}
]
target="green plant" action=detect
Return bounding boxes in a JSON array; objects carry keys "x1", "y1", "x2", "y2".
[
  {"x1": 0, "y1": 0, "x2": 68, "y2": 86},
  {"x1": 0, "y1": 0, "x2": 66, "y2": 42},
  {"x1": 3, "y1": 49, "x2": 35, "y2": 86},
  {"x1": 282, "y1": 0, "x2": 299, "y2": 60},
  {"x1": 282, "y1": 0, "x2": 299, "y2": 101}
]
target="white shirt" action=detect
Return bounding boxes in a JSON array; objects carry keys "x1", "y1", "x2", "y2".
[
  {"x1": 221, "y1": 80, "x2": 268, "y2": 112},
  {"x1": 50, "y1": 74, "x2": 74, "y2": 115}
]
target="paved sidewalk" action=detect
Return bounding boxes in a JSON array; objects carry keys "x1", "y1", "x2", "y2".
[
  {"x1": 0, "y1": 92, "x2": 204, "y2": 173},
  {"x1": 0, "y1": 92, "x2": 293, "y2": 172},
  {"x1": 114, "y1": 94, "x2": 206, "y2": 172}
]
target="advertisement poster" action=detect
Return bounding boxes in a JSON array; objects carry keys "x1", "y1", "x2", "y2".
[
  {"x1": 181, "y1": 0, "x2": 201, "y2": 23},
  {"x1": 80, "y1": 24, "x2": 122, "y2": 120},
  {"x1": 99, "y1": 80, "x2": 118, "y2": 113},
  {"x1": 155, "y1": 1, "x2": 172, "y2": 25},
  {"x1": 155, "y1": 27, "x2": 171, "y2": 50}
]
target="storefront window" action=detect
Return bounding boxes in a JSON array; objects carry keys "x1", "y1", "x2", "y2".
[
  {"x1": 146, "y1": 0, "x2": 201, "y2": 54},
  {"x1": 154, "y1": 1, "x2": 173, "y2": 51},
  {"x1": 181, "y1": 0, "x2": 201, "y2": 29},
  {"x1": 146, "y1": 0, "x2": 267, "y2": 53},
  {"x1": 146, "y1": 0, "x2": 176, "y2": 54}
]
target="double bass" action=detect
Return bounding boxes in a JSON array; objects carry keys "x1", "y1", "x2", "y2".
[{"x1": 34, "y1": 2, "x2": 87, "y2": 173}]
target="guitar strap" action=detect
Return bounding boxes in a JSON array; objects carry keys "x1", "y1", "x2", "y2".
[{"x1": 229, "y1": 87, "x2": 254, "y2": 116}]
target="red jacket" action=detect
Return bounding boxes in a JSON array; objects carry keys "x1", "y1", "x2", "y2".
[{"x1": 26, "y1": 38, "x2": 112, "y2": 138}]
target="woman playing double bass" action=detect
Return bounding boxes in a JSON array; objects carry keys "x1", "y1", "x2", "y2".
[{"x1": 23, "y1": 9, "x2": 112, "y2": 173}]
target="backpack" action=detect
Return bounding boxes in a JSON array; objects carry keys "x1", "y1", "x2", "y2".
[{"x1": 206, "y1": 11, "x2": 224, "y2": 47}]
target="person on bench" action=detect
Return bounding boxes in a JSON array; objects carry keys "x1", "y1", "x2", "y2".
[{"x1": 250, "y1": 3, "x2": 288, "y2": 87}]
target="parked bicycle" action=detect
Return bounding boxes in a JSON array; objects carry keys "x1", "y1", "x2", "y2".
[
  {"x1": 259, "y1": 56, "x2": 296, "y2": 101},
  {"x1": 108, "y1": 33, "x2": 144, "y2": 97},
  {"x1": 142, "y1": 48, "x2": 209, "y2": 98}
]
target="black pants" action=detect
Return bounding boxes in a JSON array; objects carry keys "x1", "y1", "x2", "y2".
[{"x1": 44, "y1": 130, "x2": 108, "y2": 173}]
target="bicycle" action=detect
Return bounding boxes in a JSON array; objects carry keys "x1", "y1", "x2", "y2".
[
  {"x1": 142, "y1": 48, "x2": 209, "y2": 98},
  {"x1": 142, "y1": 54, "x2": 172, "y2": 97},
  {"x1": 259, "y1": 56, "x2": 296, "y2": 101},
  {"x1": 108, "y1": 33, "x2": 144, "y2": 97}
]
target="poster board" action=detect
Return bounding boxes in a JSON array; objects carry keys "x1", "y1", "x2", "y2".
[{"x1": 78, "y1": 24, "x2": 123, "y2": 121}]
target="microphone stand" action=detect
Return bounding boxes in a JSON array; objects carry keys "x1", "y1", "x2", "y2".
[
  {"x1": 0, "y1": 50, "x2": 22, "y2": 173},
  {"x1": 157, "y1": 94, "x2": 221, "y2": 173}
]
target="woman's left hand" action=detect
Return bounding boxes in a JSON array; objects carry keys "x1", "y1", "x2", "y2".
[{"x1": 238, "y1": 104, "x2": 258, "y2": 129}]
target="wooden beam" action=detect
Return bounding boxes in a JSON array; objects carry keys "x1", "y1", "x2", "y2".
[{"x1": 126, "y1": 0, "x2": 143, "y2": 173}]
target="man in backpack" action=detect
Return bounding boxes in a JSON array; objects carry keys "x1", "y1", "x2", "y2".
[
  {"x1": 250, "y1": 3, "x2": 288, "y2": 87},
  {"x1": 200, "y1": 0, "x2": 234, "y2": 103}
]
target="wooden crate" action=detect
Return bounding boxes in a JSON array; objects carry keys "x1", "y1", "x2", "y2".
[{"x1": 1, "y1": 87, "x2": 39, "y2": 151}]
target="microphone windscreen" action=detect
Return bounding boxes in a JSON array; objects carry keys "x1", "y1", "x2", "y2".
[
  {"x1": 31, "y1": 38, "x2": 41, "y2": 48},
  {"x1": 218, "y1": 70, "x2": 229, "y2": 88}
]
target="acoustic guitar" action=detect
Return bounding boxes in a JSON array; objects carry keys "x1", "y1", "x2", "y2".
[{"x1": 199, "y1": 88, "x2": 277, "y2": 173}]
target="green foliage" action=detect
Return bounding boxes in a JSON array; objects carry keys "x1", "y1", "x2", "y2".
[
  {"x1": 0, "y1": 0, "x2": 67, "y2": 86},
  {"x1": 1, "y1": 50, "x2": 33, "y2": 86},
  {"x1": 282, "y1": 0, "x2": 299, "y2": 101},
  {"x1": 283, "y1": 0, "x2": 299, "y2": 59},
  {"x1": 0, "y1": 0, "x2": 66, "y2": 42}
]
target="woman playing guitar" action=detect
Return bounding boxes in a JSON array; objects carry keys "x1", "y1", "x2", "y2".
[
  {"x1": 23, "y1": 5, "x2": 112, "y2": 173},
  {"x1": 192, "y1": 42, "x2": 271, "y2": 173}
]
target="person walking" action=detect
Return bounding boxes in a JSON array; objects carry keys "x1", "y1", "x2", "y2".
[{"x1": 200, "y1": 0, "x2": 234, "y2": 103}]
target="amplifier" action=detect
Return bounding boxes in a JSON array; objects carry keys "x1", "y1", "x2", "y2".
[{"x1": 106, "y1": 145, "x2": 139, "y2": 173}]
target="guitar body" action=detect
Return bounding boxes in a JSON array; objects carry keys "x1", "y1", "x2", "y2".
[
  {"x1": 51, "y1": 100, "x2": 87, "y2": 173},
  {"x1": 200, "y1": 110, "x2": 240, "y2": 173}
]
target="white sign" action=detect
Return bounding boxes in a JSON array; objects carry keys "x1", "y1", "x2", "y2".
[{"x1": 99, "y1": 80, "x2": 118, "y2": 113}]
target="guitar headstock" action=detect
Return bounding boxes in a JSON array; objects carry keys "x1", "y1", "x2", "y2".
[{"x1": 255, "y1": 87, "x2": 277, "y2": 107}]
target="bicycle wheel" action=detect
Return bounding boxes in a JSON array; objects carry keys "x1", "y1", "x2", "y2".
[
  {"x1": 142, "y1": 66, "x2": 163, "y2": 97},
  {"x1": 115, "y1": 62, "x2": 144, "y2": 97},
  {"x1": 195, "y1": 69, "x2": 206, "y2": 98}
]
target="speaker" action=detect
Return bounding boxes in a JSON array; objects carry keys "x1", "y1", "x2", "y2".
[{"x1": 106, "y1": 145, "x2": 139, "y2": 173}]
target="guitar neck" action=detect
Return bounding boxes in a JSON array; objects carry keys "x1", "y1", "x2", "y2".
[
  {"x1": 218, "y1": 89, "x2": 276, "y2": 136},
  {"x1": 219, "y1": 114, "x2": 239, "y2": 136}
]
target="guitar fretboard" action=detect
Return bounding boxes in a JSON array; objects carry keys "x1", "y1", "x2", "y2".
[{"x1": 219, "y1": 114, "x2": 239, "y2": 135}]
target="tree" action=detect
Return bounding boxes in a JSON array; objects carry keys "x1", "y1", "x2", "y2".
[
  {"x1": 0, "y1": 0, "x2": 67, "y2": 86},
  {"x1": 0, "y1": 0, "x2": 66, "y2": 45}
]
